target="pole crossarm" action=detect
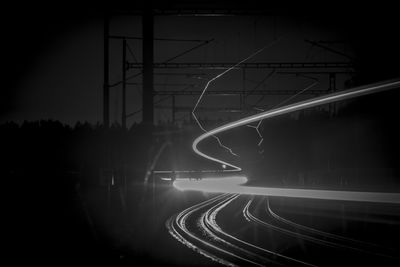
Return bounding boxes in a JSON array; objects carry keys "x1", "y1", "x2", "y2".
[
  {"x1": 109, "y1": 35, "x2": 208, "y2": 42},
  {"x1": 153, "y1": 89, "x2": 328, "y2": 96},
  {"x1": 155, "y1": 105, "x2": 243, "y2": 112},
  {"x1": 277, "y1": 70, "x2": 355, "y2": 75},
  {"x1": 128, "y1": 62, "x2": 353, "y2": 70}
]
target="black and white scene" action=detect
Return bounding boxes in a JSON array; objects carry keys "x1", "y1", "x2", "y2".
[{"x1": 2, "y1": 1, "x2": 400, "y2": 266}]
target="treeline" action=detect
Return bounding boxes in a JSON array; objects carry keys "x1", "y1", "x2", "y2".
[
  {"x1": 247, "y1": 92, "x2": 400, "y2": 191},
  {"x1": 0, "y1": 120, "x2": 174, "y2": 265},
  {"x1": 1, "y1": 121, "x2": 138, "y2": 179}
]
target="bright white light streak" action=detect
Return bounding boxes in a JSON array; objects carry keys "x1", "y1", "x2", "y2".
[
  {"x1": 173, "y1": 179, "x2": 400, "y2": 204},
  {"x1": 174, "y1": 176, "x2": 248, "y2": 191},
  {"x1": 192, "y1": 78, "x2": 400, "y2": 173}
]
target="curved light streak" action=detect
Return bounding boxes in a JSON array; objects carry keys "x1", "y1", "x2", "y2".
[
  {"x1": 174, "y1": 180, "x2": 400, "y2": 204},
  {"x1": 167, "y1": 79, "x2": 400, "y2": 265},
  {"x1": 173, "y1": 176, "x2": 248, "y2": 191},
  {"x1": 193, "y1": 78, "x2": 400, "y2": 172}
]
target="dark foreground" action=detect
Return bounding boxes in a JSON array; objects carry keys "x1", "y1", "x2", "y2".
[{"x1": 6, "y1": 171, "x2": 400, "y2": 266}]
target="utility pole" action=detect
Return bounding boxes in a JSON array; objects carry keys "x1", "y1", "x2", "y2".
[
  {"x1": 241, "y1": 69, "x2": 246, "y2": 109},
  {"x1": 172, "y1": 95, "x2": 176, "y2": 124},
  {"x1": 142, "y1": 9, "x2": 154, "y2": 125},
  {"x1": 103, "y1": 15, "x2": 110, "y2": 128},
  {"x1": 329, "y1": 73, "x2": 337, "y2": 116},
  {"x1": 122, "y1": 39, "x2": 127, "y2": 129}
]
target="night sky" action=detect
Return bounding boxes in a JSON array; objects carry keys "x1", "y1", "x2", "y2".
[{"x1": 2, "y1": 2, "x2": 400, "y2": 126}]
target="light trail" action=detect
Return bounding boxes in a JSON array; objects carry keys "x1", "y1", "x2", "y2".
[
  {"x1": 168, "y1": 65, "x2": 400, "y2": 265},
  {"x1": 193, "y1": 78, "x2": 400, "y2": 172},
  {"x1": 186, "y1": 78, "x2": 400, "y2": 204},
  {"x1": 174, "y1": 179, "x2": 400, "y2": 204},
  {"x1": 173, "y1": 176, "x2": 247, "y2": 187}
]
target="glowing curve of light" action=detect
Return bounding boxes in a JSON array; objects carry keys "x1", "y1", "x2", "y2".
[{"x1": 186, "y1": 78, "x2": 400, "y2": 204}]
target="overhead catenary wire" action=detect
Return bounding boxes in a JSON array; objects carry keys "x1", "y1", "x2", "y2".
[
  {"x1": 192, "y1": 36, "x2": 285, "y2": 159},
  {"x1": 110, "y1": 39, "x2": 214, "y2": 88}
]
